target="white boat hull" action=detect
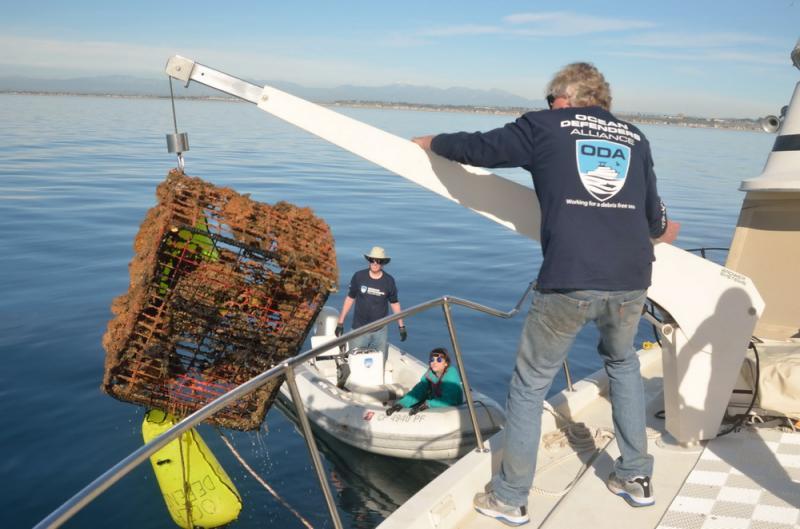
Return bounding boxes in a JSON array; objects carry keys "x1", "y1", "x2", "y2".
[{"x1": 279, "y1": 343, "x2": 505, "y2": 460}]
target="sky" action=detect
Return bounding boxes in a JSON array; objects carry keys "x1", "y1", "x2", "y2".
[{"x1": 1, "y1": 0, "x2": 799, "y2": 118}]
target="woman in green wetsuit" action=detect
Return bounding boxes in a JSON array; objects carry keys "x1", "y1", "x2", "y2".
[{"x1": 385, "y1": 347, "x2": 464, "y2": 416}]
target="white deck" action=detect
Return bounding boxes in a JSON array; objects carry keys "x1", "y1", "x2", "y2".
[{"x1": 379, "y1": 347, "x2": 800, "y2": 529}]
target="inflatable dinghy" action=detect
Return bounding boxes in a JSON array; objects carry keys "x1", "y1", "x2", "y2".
[{"x1": 279, "y1": 308, "x2": 506, "y2": 460}]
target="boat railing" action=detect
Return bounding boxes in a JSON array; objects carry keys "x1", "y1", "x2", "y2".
[{"x1": 35, "y1": 281, "x2": 542, "y2": 529}]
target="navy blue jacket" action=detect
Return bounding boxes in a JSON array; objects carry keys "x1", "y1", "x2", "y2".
[
  {"x1": 347, "y1": 269, "x2": 399, "y2": 328},
  {"x1": 431, "y1": 106, "x2": 667, "y2": 290}
]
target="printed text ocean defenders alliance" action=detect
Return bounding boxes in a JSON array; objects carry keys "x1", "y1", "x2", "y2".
[{"x1": 561, "y1": 114, "x2": 641, "y2": 146}]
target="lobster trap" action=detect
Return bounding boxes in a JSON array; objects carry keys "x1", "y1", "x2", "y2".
[{"x1": 102, "y1": 170, "x2": 338, "y2": 430}]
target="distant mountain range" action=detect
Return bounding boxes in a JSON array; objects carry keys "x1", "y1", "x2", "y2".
[{"x1": 0, "y1": 74, "x2": 544, "y2": 108}]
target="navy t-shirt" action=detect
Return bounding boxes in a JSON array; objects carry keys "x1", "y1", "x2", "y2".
[
  {"x1": 347, "y1": 269, "x2": 399, "y2": 328},
  {"x1": 431, "y1": 106, "x2": 667, "y2": 290}
]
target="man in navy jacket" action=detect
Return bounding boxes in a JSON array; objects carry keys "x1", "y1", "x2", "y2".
[
  {"x1": 335, "y1": 246, "x2": 406, "y2": 358},
  {"x1": 414, "y1": 62, "x2": 679, "y2": 525}
]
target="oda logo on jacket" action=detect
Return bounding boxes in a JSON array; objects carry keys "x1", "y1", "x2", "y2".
[{"x1": 575, "y1": 140, "x2": 631, "y2": 202}]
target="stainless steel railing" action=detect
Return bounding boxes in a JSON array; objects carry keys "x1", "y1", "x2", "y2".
[{"x1": 36, "y1": 282, "x2": 553, "y2": 529}]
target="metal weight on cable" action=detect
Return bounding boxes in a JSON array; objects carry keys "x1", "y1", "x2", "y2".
[{"x1": 165, "y1": 77, "x2": 189, "y2": 170}]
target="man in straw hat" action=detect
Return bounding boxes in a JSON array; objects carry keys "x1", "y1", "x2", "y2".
[{"x1": 335, "y1": 246, "x2": 407, "y2": 357}]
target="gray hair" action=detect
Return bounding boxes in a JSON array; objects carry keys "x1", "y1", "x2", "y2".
[{"x1": 547, "y1": 62, "x2": 612, "y2": 110}]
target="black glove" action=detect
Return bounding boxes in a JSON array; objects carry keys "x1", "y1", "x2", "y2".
[
  {"x1": 385, "y1": 403, "x2": 403, "y2": 416},
  {"x1": 399, "y1": 325, "x2": 408, "y2": 342},
  {"x1": 408, "y1": 402, "x2": 429, "y2": 416},
  {"x1": 335, "y1": 323, "x2": 344, "y2": 337}
]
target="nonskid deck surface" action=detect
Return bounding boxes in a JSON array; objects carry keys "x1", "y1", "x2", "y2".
[{"x1": 657, "y1": 428, "x2": 800, "y2": 529}]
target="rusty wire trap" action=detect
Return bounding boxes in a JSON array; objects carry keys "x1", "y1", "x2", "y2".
[{"x1": 102, "y1": 169, "x2": 338, "y2": 430}]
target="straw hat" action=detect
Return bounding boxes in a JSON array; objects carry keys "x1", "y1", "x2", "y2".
[{"x1": 364, "y1": 246, "x2": 390, "y2": 264}]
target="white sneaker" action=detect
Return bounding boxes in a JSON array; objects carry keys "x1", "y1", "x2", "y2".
[
  {"x1": 473, "y1": 491, "x2": 530, "y2": 526},
  {"x1": 606, "y1": 472, "x2": 655, "y2": 507}
]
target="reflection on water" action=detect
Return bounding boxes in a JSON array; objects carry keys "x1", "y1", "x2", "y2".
[{"x1": 275, "y1": 398, "x2": 447, "y2": 528}]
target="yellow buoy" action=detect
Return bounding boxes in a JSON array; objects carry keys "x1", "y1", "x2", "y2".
[{"x1": 142, "y1": 409, "x2": 242, "y2": 529}]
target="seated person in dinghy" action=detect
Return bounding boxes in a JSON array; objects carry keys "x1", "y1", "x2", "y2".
[{"x1": 386, "y1": 348, "x2": 464, "y2": 415}]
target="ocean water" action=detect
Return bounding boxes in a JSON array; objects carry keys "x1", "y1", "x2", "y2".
[{"x1": 0, "y1": 94, "x2": 774, "y2": 529}]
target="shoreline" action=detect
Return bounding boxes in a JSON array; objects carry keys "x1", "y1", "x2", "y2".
[
  {"x1": 331, "y1": 101, "x2": 766, "y2": 132},
  {"x1": 2, "y1": 90, "x2": 766, "y2": 132}
]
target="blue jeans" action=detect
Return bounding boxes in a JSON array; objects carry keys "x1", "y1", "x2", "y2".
[
  {"x1": 348, "y1": 325, "x2": 388, "y2": 357},
  {"x1": 492, "y1": 288, "x2": 653, "y2": 508}
]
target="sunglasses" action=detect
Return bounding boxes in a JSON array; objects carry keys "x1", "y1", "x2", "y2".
[
  {"x1": 429, "y1": 355, "x2": 446, "y2": 363},
  {"x1": 367, "y1": 257, "x2": 388, "y2": 265},
  {"x1": 546, "y1": 94, "x2": 556, "y2": 109}
]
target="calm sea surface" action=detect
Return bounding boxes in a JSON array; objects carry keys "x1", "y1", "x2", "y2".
[{"x1": 0, "y1": 94, "x2": 773, "y2": 529}]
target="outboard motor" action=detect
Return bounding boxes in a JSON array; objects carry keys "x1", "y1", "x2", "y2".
[{"x1": 314, "y1": 306, "x2": 340, "y2": 337}]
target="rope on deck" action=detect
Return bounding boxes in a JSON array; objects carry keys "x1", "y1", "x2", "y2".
[
  {"x1": 532, "y1": 403, "x2": 663, "y2": 498},
  {"x1": 534, "y1": 425, "x2": 615, "y2": 498}
]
